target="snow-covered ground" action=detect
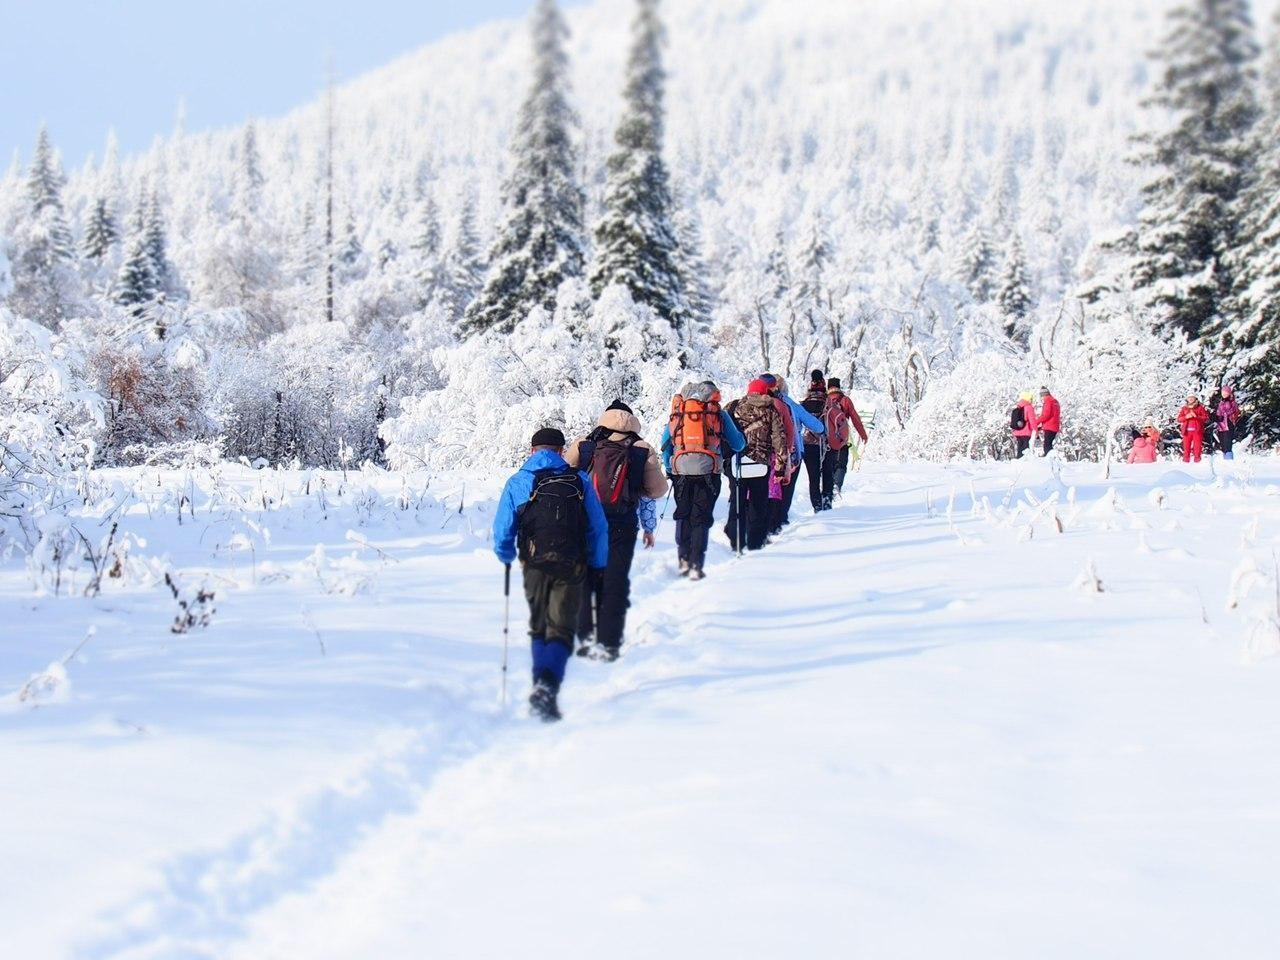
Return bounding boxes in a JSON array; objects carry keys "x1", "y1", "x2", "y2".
[{"x1": 3, "y1": 456, "x2": 1280, "y2": 959}]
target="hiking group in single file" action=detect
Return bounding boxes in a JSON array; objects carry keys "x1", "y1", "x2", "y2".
[
  {"x1": 496, "y1": 373, "x2": 1250, "y2": 722},
  {"x1": 492, "y1": 370, "x2": 867, "y2": 722}
]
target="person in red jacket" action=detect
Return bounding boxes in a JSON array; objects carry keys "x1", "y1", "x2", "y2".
[
  {"x1": 820, "y1": 378, "x2": 868, "y2": 510},
  {"x1": 1177, "y1": 395, "x2": 1210, "y2": 463},
  {"x1": 1036, "y1": 387, "x2": 1062, "y2": 454},
  {"x1": 1011, "y1": 392, "x2": 1037, "y2": 458}
]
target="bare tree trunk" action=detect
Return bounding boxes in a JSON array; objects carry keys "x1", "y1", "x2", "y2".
[{"x1": 325, "y1": 60, "x2": 336, "y2": 326}]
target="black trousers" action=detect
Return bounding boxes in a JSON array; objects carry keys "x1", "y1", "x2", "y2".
[
  {"x1": 523, "y1": 563, "x2": 585, "y2": 647},
  {"x1": 733, "y1": 475, "x2": 771, "y2": 551},
  {"x1": 577, "y1": 521, "x2": 638, "y2": 650},
  {"x1": 1217, "y1": 427, "x2": 1234, "y2": 455},
  {"x1": 1014, "y1": 436, "x2": 1031, "y2": 458},
  {"x1": 674, "y1": 475, "x2": 721, "y2": 570},
  {"x1": 1042, "y1": 430, "x2": 1058, "y2": 454},
  {"x1": 804, "y1": 444, "x2": 824, "y2": 511},
  {"x1": 820, "y1": 447, "x2": 848, "y2": 509}
]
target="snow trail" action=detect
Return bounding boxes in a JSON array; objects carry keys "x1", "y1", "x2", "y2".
[{"x1": 4, "y1": 461, "x2": 1280, "y2": 959}]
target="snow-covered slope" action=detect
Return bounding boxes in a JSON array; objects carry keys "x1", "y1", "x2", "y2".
[{"x1": 3, "y1": 456, "x2": 1279, "y2": 958}]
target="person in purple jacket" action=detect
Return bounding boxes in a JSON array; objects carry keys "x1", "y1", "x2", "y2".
[{"x1": 1214, "y1": 386, "x2": 1242, "y2": 460}]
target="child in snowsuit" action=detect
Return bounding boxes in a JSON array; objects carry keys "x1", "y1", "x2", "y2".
[
  {"x1": 1177, "y1": 396, "x2": 1210, "y2": 463},
  {"x1": 1127, "y1": 424, "x2": 1160, "y2": 464},
  {"x1": 493, "y1": 428, "x2": 609, "y2": 722},
  {"x1": 1214, "y1": 386, "x2": 1241, "y2": 460}
]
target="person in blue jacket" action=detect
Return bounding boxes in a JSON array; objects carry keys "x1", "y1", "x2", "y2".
[
  {"x1": 493, "y1": 427, "x2": 608, "y2": 722},
  {"x1": 761, "y1": 373, "x2": 824, "y2": 533}
]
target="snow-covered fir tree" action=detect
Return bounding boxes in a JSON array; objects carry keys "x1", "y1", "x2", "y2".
[
  {"x1": 442, "y1": 193, "x2": 486, "y2": 326},
  {"x1": 997, "y1": 234, "x2": 1034, "y2": 343},
  {"x1": 673, "y1": 199, "x2": 714, "y2": 359},
  {"x1": 115, "y1": 229, "x2": 158, "y2": 314},
  {"x1": 9, "y1": 127, "x2": 79, "y2": 328},
  {"x1": 82, "y1": 196, "x2": 119, "y2": 262},
  {"x1": 410, "y1": 192, "x2": 444, "y2": 305},
  {"x1": 589, "y1": 0, "x2": 685, "y2": 347},
  {"x1": 144, "y1": 187, "x2": 182, "y2": 299},
  {"x1": 460, "y1": 0, "x2": 586, "y2": 337},
  {"x1": 1130, "y1": 0, "x2": 1260, "y2": 341},
  {"x1": 955, "y1": 220, "x2": 997, "y2": 303},
  {"x1": 796, "y1": 215, "x2": 831, "y2": 319}
]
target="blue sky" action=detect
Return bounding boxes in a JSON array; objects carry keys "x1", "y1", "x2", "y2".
[{"x1": 1, "y1": 0, "x2": 584, "y2": 171}]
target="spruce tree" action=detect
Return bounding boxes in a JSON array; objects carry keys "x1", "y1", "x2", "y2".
[
  {"x1": 764, "y1": 227, "x2": 791, "y2": 304},
  {"x1": 674, "y1": 199, "x2": 714, "y2": 352},
  {"x1": 411, "y1": 193, "x2": 444, "y2": 305},
  {"x1": 588, "y1": 0, "x2": 685, "y2": 343},
  {"x1": 796, "y1": 216, "x2": 831, "y2": 312},
  {"x1": 1131, "y1": 0, "x2": 1260, "y2": 340},
  {"x1": 442, "y1": 194, "x2": 486, "y2": 325},
  {"x1": 997, "y1": 234, "x2": 1034, "y2": 342},
  {"x1": 955, "y1": 221, "x2": 997, "y2": 303},
  {"x1": 115, "y1": 230, "x2": 158, "y2": 313},
  {"x1": 144, "y1": 188, "x2": 181, "y2": 298},
  {"x1": 11, "y1": 126, "x2": 78, "y2": 327},
  {"x1": 82, "y1": 196, "x2": 119, "y2": 262},
  {"x1": 460, "y1": 0, "x2": 586, "y2": 337},
  {"x1": 1219, "y1": 6, "x2": 1280, "y2": 443}
]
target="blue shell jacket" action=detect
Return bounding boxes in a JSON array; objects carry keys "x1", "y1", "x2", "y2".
[
  {"x1": 660, "y1": 411, "x2": 746, "y2": 473},
  {"x1": 493, "y1": 449, "x2": 609, "y2": 569}
]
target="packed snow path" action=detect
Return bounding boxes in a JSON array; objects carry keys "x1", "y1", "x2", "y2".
[{"x1": 3, "y1": 460, "x2": 1279, "y2": 959}]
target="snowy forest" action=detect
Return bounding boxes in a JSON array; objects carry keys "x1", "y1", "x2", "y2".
[{"x1": 4, "y1": 0, "x2": 1280, "y2": 496}]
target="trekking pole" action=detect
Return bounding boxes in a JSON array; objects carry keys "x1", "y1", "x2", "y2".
[
  {"x1": 734, "y1": 455, "x2": 744, "y2": 558},
  {"x1": 501, "y1": 563, "x2": 511, "y2": 707}
]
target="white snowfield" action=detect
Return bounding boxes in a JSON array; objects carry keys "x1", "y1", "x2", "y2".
[{"x1": 3, "y1": 457, "x2": 1279, "y2": 959}]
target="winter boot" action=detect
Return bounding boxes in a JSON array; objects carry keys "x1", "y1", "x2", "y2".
[
  {"x1": 688, "y1": 565, "x2": 706, "y2": 582},
  {"x1": 529, "y1": 682, "x2": 561, "y2": 723},
  {"x1": 598, "y1": 645, "x2": 620, "y2": 663},
  {"x1": 678, "y1": 559, "x2": 691, "y2": 577},
  {"x1": 575, "y1": 633, "x2": 596, "y2": 658}
]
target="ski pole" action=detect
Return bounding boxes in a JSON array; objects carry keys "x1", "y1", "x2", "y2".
[
  {"x1": 501, "y1": 563, "x2": 511, "y2": 707},
  {"x1": 734, "y1": 455, "x2": 744, "y2": 558}
]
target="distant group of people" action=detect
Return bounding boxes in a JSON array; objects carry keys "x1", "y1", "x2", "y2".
[
  {"x1": 1127, "y1": 387, "x2": 1242, "y2": 464},
  {"x1": 492, "y1": 372, "x2": 868, "y2": 722},
  {"x1": 1011, "y1": 384, "x2": 1246, "y2": 465}
]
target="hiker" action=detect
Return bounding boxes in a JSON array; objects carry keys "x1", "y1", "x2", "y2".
[
  {"x1": 1214, "y1": 386, "x2": 1242, "y2": 460},
  {"x1": 1011, "y1": 391, "x2": 1037, "y2": 458},
  {"x1": 725, "y1": 379, "x2": 791, "y2": 551},
  {"x1": 661, "y1": 381, "x2": 745, "y2": 580},
  {"x1": 1177, "y1": 395, "x2": 1210, "y2": 463},
  {"x1": 1127, "y1": 424, "x2": 1160, "y2": 464},
  {"x1": 1036, "y1": 386, "x2": 1061, "y2": 455},
  {"x1": 564, "y1": 400, "x2": 668, "y2": 661},
  {"x1": 493, "y1": 427, "x2": 609, "y2": 722},
  {"x1": 821, "y1": 378, "x2": 868, "y2": 510},
  {"x1": 762, "y1": 373, "x2": 824, "y2": 533},
  {"x1": 800, "y1": 370, "x2": 829, "y2": 512}
]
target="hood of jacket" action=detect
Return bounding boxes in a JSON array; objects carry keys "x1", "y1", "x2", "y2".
[
  {"x1": 520, "y1": 448, "x2": 570, "y2": 474},
  {"x1": 597, "y1": 408, "x2": 643, "y2": 437}
]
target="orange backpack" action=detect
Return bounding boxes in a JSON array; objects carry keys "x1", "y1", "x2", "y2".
[{"x1": 669, "y1": 393, "x2": 724, "y2": 476}]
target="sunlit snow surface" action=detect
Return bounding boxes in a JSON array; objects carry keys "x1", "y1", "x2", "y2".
[{"x1": 2, "y1": 456, "x2": 1278, "y2": 959}]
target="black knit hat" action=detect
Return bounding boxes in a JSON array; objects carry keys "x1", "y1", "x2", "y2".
[
  {"x1": 531, "y1": 427, "x2": 566, "y2": 449},
  {"x1": 810, "y1": 369, "x2": 825, "y2": 385},
  {"x1": 606, "y1": 399, "x2": 633, "y2": 415},
  {"x1": 827, "y1": 377, "x2": 842, "y2": 390}
]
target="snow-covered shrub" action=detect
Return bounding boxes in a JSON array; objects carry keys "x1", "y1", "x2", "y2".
[
  {"x1": 0, "y1": 309, "x2": 101, "y2": 552},
  {"x1": 383, "y1": 281, "x2": 686, "y2": 470},
  {"x1": 212, "y1": 321, "x2": 383, "y2": 468}
]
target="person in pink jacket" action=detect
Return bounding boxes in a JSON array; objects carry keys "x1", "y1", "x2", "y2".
[
  {"x1": 1127, "y1": 425, "x2": 1160, "y2": 464},
  {"x1": 1010, "y1": 391, "x2": 1037, "y2": 458}
]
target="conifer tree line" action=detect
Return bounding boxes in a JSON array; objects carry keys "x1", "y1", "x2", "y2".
[{"x1": 5, "y1": 0, "x2": 1280, "y2": 468}]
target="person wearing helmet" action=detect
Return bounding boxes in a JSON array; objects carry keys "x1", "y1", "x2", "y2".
[{"x1": 1010, "y1": 391, "x2": 1037, "y2": 458}]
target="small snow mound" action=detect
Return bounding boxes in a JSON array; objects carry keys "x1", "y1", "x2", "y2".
[
  {"x1": 3, "y1": 661, "x2": 70, "y2": 712},
  {"x1": 1072, "y1": 558, "x2": 1105, "y2": 594}
]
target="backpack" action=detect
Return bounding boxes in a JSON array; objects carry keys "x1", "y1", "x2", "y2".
[
  {"x1": 579, "y1": 429, "x2": 646, "y2": 517},
  {"x1": 824, "y1": 393, "x2": 852, "y2": 450},
  {"x1": 801, "y1": 390, "x2": 826, "y2": 446},
  {"x1": 669, "y1": 394, "x2": 724, "y2": 476},
  {"x1": 516, "y1": 467, "x2": 588, "y2": 571},
  {"x1": 1010, "y1": 406, "x2": 1027, "y2": 431}
]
